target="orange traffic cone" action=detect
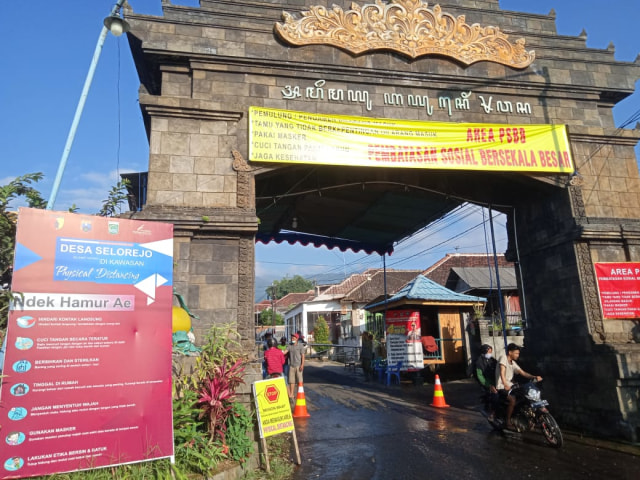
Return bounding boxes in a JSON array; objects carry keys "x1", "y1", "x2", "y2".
[
  {"x1": 430, "y1": 374, "x2": 450, "y2": 408},
  {"x1": 292, "y1": 382, "x2": 311, "y2": 418}
]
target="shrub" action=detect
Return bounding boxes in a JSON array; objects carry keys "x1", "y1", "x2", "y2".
[
  {"x1": 171, "y1": 323, "x2": 255, "y2": 475},
  {"x1": 314, "y1": 315, "x2": 330, "y2": 344},
  {"x1": 173, "y1": 388, "x2": 224, "y2": 474},
  {"x1": 225, "y1": 402, "x2": 255, "y2": 462},
  {"x1": 197, "y1": 358, "x2": 245, "y2": 443}
]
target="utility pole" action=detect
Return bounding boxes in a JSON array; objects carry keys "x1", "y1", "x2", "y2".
[
  {"x1": 488, "y1": 205, "x2": 508, "y2": 351},
  {"x1": 47, "y1": 0, "x2": 129, "y2": 210},
  {"x1": 270, "y1": 283, "x2": 277, "y2": 328}
]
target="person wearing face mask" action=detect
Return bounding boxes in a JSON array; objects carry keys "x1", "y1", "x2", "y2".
[{"x1": 475, "y1": 344, "x2": 498, "y2": 420}]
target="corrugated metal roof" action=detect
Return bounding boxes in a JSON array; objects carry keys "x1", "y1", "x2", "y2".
[
  {"x1": 367, "y1": 275, "x2": 485, "y2": 308},
  {"x1": 450, "y1": 267, "x2": 518, "y2": 291}
]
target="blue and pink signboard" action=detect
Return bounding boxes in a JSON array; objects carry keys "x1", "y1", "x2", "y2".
[{"x1": 0, "y1": 208, "x2": 174, "y2": 478}]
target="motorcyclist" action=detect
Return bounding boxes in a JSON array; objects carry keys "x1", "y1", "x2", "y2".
[
  {"x1": 475, "y1": 344, "x2": 497, "y2": 419},
  {"x1": 496, "y1": 343, "x2": 542, "y2": 430}
]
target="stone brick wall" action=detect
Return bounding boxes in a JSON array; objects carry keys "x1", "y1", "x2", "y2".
[{"x1": 147, "y1": 112, "x2": 241, "y2": 208}]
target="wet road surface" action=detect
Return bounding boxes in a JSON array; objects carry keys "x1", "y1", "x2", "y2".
[{"x1": 289, "y1": 362, "x2": 640, "y2": 480}]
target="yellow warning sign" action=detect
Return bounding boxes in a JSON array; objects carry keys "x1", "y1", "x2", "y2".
[{"x1": 253, "y1": 377, "x2": 294, "y2": 438}]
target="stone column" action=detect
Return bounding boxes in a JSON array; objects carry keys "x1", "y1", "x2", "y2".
[
  {"x1": 508, "y1": 173, "x2": 640, "y2": 441},
  {"x1": 131, "y1": 96, "x2": 259, "y2": 358}
]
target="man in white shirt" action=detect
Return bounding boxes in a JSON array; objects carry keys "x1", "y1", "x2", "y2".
[{"x1": 496, "y1": 343, "x2": 542, "y2": 429}]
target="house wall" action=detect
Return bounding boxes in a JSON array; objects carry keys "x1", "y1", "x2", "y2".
[{"x1": 284, "y1": 299, "x2": 342, "y2": 341}]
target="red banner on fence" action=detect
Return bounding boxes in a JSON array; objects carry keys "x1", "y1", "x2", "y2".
[
  {"x1": 594, "y1": 262, "x2": 640, "y2": 319},
  {"x1": 0, "y1": 208, "x2": 174, "y2": 479}
]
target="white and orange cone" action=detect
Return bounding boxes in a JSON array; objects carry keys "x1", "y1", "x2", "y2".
[
  {"x1": 292, "y1": 382, "x2": 311, "y2": 418},
  {"x1": 430, "y1": 374, "x2": 450, "y2": 408}
]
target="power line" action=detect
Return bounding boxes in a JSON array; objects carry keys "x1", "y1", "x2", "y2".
[
  {"x1": 254, "y1": 202, "x2": 508, "y2": 302},
  {"x1": 257, "y1": 260, "x2": 337, "y2": 267}
]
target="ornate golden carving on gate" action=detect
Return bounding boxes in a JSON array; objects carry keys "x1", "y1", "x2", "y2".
[{"x1": 275, "y1": 0, "x2": 535, "y2": 68}]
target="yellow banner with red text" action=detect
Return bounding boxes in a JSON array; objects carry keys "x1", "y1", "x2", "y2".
[{"x1": 249, "y1": 107, "x2": 574, "y2": 173}]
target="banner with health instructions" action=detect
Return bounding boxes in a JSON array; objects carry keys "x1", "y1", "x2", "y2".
[
  {"x1": 0, "y1": 208, "x2": 174, "y2": 479},
  {"x1": 594, "y1": 262, "x2": 640, "y2": 319},
  {"x1": 249, "y1": 106, "x2": 574, "y2": 173}
]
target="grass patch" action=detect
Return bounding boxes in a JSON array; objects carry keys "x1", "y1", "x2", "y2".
[{"x1": 243, "y1": 434, "x2": 295, "y2": 480}]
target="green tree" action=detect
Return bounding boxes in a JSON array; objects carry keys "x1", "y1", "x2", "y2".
[
  {"x1": 0, "y1": 173, "x2": 46, "y2": 268},
  {"x1": 258, "y1": 308, "x2": 283, "y2": 326},
  {"x1": 314, "y1": 315, "x2": 329, "y2": 344},
  {"x1": 1, "y1": 173, "x2": 46, "y2": 326},
  {"x1": 265, "y1": 275, "x2": 314, "y2": 300},
  {"x1": 98, "y1": 179, "x2": 131, "y2": 217}
]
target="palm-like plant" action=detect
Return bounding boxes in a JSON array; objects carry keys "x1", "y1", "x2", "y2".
[{"x1": 197, "y1": 358, "x2": 245, "y2": 443}]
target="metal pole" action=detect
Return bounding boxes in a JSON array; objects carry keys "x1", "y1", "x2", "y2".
[
  {"x1": 270, "y1": 284, "x2": 276, "y2": 328},
  {"x1": 46, "y1": 0, "x2": 127, "y2": 210},
  {"x1": 512, "y1": 208, "x2": 529, "y2": 327},
  {"x1": 383, "y1": 253, "x2": 388, "y2": 338},
  {"x1": 488, "y1": 205, "x2": 508, "y2": 350}
]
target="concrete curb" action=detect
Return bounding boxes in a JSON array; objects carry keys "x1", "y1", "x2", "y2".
[
  {"x1": 209, "y1": 452, "x2": 260, "y2": 480},
  {"x1": 561, "y1": 430, "x2": 640, "y2": 456}
]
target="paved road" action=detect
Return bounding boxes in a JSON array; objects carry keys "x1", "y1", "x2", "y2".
[{"x1": 289, "y1": 362, "x2": 640, "y2": 480}]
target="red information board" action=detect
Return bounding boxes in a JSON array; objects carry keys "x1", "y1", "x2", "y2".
[
  {"x1": 594, "y1": 262, "x2": 640, "y2": 319},
  {"x1": 0, "y1": 208, "x2": 174, "y2": 478}
]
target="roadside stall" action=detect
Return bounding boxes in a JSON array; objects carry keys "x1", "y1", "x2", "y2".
[{"x1": 366, "y1": 275, "x2": 485, "y2": 377}]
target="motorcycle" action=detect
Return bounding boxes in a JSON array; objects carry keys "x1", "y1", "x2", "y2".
[{"x1": 485, "y1": 380, "x2": 563, "y2": 448}]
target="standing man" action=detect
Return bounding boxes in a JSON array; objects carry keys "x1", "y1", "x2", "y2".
[
  {"x1": 360, "y1": 331, "x2": 374, "y2": 381},
  {"x1": 264, "y1": 338, "x2": 286, "y2": 378},
  {"x1": 287, "y1": 333, "x2": 305, "y2": 401},
  {"x1": 475, "y1": 344, "x2": 497, "y2": 419},
  {"x1": 277, "y1": 336, "x2": 290, "y2": 380},
  {"x1": 261, "y1": 331, "x2": 273, "y2": 379},
  {"x1": 496, "y1": 343, "x2": 542, "y2": 430}
]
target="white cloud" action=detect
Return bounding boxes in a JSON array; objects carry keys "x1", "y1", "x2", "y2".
[
  {"x1": 0, "y1": 176, "x2": 17, "y2": 185},
  {"x1": 55, "y1": 168, "x2": 139, "y2": 214}
]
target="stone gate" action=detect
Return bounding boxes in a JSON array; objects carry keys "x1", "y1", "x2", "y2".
[{"x1": 123, "y1": 0, "x2": 640, "y2": 441}]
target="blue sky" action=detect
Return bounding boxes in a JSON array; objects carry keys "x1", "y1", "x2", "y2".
[{"x1": 1, "y1": 1, "x2": 638, "y2": 299}]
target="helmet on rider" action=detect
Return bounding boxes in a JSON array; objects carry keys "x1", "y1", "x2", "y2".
[{"x1": 267, "y1": 337, "x2": 277, "y2": 349}]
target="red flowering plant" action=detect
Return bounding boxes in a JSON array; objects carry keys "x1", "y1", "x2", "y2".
[
  {"x1": 197, "y1": 357, "x2": 245, "y2": 444},
  {"x1": 172, "y1": 324, "x2": 251, "y2": 474}
]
